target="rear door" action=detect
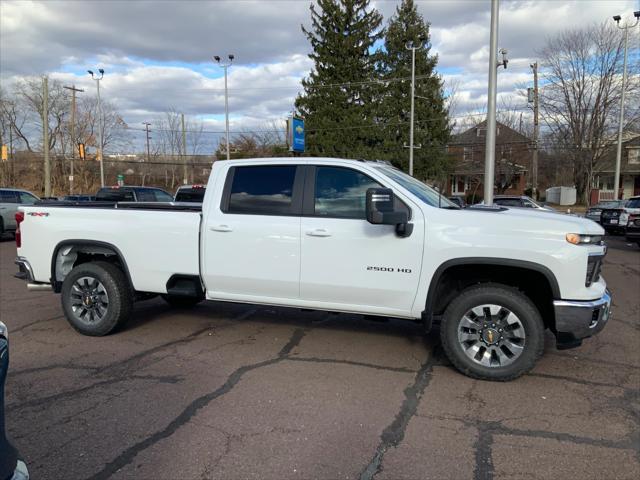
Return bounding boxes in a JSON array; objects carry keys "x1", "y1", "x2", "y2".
[
  {"x1": 202, "y1": 164, "x2": 304, "y2": 301},
  {"x1": 299, "y1": 165, "x2": 424, "y2": 315}
]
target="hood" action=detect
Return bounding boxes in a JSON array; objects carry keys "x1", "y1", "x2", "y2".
[{"x1": 460, "y1": 206, "x2": 604, "y2": 235}]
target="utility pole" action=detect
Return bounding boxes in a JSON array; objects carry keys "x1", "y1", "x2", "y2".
[
  {"x1": 64, "y1": 85, "x2": 84, "y2": 195},
  {"x1": 181, "y1": 113, "x2": 188, "y2": 185},
  {"x1": 214, "y1": 54, "x2": 234, "y2": 160},
  {"x1": 612, "y1": 11, "x2": 639, "y2": 200},
  {"x1": 483, "y1": 0, "x2": 508, "y2": 205},
  {"x1": 404, "y1": 41, "x2": 423, "y2": 177},
  {"x1": 43, "y1": 76, "x2": 51, "y2": 198},
  {"x1": 88, "y1": 69, "x2": 105, "y2": 186},
  {"x1": 143, "y1": 122, "x2": 151, "y2": 162},
  {"x1": 530, "y1": 62, "x2": 539, "y2": 200}
]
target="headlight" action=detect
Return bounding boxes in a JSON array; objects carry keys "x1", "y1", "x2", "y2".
[
  {"x1": 566, "y1": 233, "x2": 603, "y2": 245},
  {"x1": 0, "y1": 321, "x2": 6, "y2": 340},
  {"x1": 619, "y1": 212, "x2": 629, "y2": 224}
]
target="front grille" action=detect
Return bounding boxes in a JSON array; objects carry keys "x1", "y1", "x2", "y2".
[{"x1": 586, "y1": 254, "x2": 604, "y2": 287}]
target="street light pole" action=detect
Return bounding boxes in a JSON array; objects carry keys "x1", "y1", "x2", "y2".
[
  {"x1": 88, "y1": 69, "x2": 105, "y2": 187},
  {"x1": 64, "y1": 85, "x2": 84, "y2": 195},
  {"x1": 143, "y1": 122, "x2": 151, "y2": 162},
  {"x1": 484, "y1": 0, "x2": 499, "y2": 205},
  {"x1": 612, "y1": 11, "x2": 639, "y2": 200},
  {"x1": 483, "y1": 0, "x2": 506, "y2": 205},
  {"x1": 404, "y1": 41, "x2": 423, "y2": 177},
  {"x1": 214, "y1": 55, "x2": 235, "y2": 160}
]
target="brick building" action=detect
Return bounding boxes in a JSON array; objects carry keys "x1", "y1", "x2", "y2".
[{"x1": 446, "y1": 120, "x2": 532, "y2": 201}]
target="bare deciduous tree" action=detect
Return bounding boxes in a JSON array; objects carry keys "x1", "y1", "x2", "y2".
[{"x1": 538, "y1": 22, "x2": 640, "y2": 202}]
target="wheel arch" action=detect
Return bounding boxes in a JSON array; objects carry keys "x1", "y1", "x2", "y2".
[
  {"x1": 51, "y1": 240, "x2": 133, "y2": 293},
  {"x1": 423, "y1": 257, "x2": 560, "y2": 331}
]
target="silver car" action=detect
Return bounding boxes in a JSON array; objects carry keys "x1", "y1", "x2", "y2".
[
  {"x1": 0, "y1": 188, "x2": 39, "y2": 237},
  {"x1": 586, "y1": 200, "x2": 626, "y2": 224}
]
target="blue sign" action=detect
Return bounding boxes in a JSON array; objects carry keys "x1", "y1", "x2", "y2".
[{"x1": 291, "y1": 117, "x2": 305, "y2": 153}]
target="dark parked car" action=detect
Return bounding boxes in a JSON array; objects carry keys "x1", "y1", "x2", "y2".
[
  {"x1": 95, "y1": 186, "x2": 174, "y2": 202},
  {"x1": 586, "y1": 200, "x2": 626, "y2": 224},
  {"x1": 0, "y1": 322, "x2": 29, "y2": 480},
  {"x1": 174, "y1": 184, "x2": 206, "y2": 203},
  {"x1": 61, "y1": 195, "x2": 96, "y2": 202},
  {"x1": 447, "y1": 196, "x2": 466, "y2": 208},
  {"x1": 626, "y1": 213, "x2": 640, "y2": 247}
]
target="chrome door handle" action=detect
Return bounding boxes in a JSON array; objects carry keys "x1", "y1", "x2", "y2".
[
  {"x1": 306, "y1": 228, "x2": 332, "y2": 237},
  {"x1": 210, "y1": 225, "x2": 233, "y2": 232}
]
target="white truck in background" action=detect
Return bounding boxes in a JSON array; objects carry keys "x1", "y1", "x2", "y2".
[{"x1": 14, "y1": 158, "x2": 611, "y2": 381}]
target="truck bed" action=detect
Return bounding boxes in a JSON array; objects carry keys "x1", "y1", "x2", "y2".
[{"x1": 18, "y1": 202, "x2": 202, "y2": 293}]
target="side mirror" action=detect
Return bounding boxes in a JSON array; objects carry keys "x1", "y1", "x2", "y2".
[{"x1": 366, "y1": 188, "x2": 413, "y2": 237}]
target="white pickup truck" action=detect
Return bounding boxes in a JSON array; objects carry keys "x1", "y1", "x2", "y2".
[{"x1": 14, "y1": 158, "x2": 611, "y2": 380}]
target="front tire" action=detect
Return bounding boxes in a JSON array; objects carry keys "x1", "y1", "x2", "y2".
[
  {"x1": 61, "y1": 261, "x2": 133, "y2": 336},
  {"x1": 440, "y1": 283, "x2": 544, "y2": 381}
]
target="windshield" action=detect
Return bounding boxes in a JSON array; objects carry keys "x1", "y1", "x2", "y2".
[
  {"x1": 626, "y1": 198, "x2": 640, "y2": 209},
  {"x1": 374, "y1": 166, "x2": 458, "y2": 208}
]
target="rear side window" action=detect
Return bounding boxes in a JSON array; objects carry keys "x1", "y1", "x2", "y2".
[
  {"x1": 0, "y1": 190, "x2": 19, "y2": 203},
  {"x1": 314, "y1": 167, "x2": 381, "y2": 219},
  {"x1": 226, "y1": 165, "x2": 297, "y2": 215},
  {"x1": 96, "y1": 189, "x2": 135, "y2": 201},
  {"x1": 153, "y1": 189, "x2": 174, "y2": 202},
  {"x1": 175, "y1": 189, "x2": 206, "y2": 202},
  {"x1": 136, "y1": 189, "x2": 157, "y2": 202},
  {"x1": 19, "y1": 191, "x2": 38, "y2": 204},
  {"x1": 494, "y1": 198, "x2": 522, "y2": 207}
]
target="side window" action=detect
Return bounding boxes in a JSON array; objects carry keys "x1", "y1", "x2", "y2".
[
  {"x1": 494, "y1": 198, "x2": 521, "y2": 207},
  {"x1": 136, "y1": 190, "x2": 156, "y2": 202},
  {"x1": 314, "y1": 167, "x2": 382, "y2": 219},
  {"x1": 522, "y1": 200, "x2": 535, "y2": 208},
  {"x1": 0, "y1": 190, "x2": 19, "y2": 203},
  {"x1": 153, "y1": 190, "x2": 174, "y2": 202},
  {"x1": 227, "y1": 165, "x2": 297, "y2": 215},
  {"x1": 19, "y1": 192, "x2": 38, "y2": 204}
]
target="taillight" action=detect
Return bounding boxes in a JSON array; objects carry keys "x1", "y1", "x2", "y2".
[{"x1": 15, "y1": 211, "x2": 24, "y2": 248}]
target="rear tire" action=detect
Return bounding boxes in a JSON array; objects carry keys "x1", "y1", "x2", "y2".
[
  {"x1": 161, "y1": 294, "x2": 203, "y2": 308},
  {"x1": 440, "y1": 283, "x2": 544, "y2": 381},
  {"x1": 61, "y1": 261, "x2": 133, "y2": 336}
]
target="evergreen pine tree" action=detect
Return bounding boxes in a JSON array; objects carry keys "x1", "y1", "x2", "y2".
[
  {"x1": 296, "y1": 0, "x2": 383, "y2": 158},
  {"x1": 378, "y1": 0, "x2": 450, "y2": 180}
]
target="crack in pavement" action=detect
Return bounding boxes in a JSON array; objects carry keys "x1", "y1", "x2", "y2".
[
  {"x1": 287, "y1": 356, "x2": 417, "y2": 374},
  {"x1": 85, "y1": 327, "x2": 309, "y2": 480},
  {"x1": 8, "y1": 313, "x2": 65, "y2": 334},
  {"x1": 527, "y1": 372, "x2": 637, "y2": 393},
  {"x1": 6, "y1": 373, "x2": 183, "y2": 412},
  {"x1": 358, "y1": 347, "x2": 439, "y2": 480},
  {"x1": 474, "y1": 422, "x2": 495, "y2": 480}
]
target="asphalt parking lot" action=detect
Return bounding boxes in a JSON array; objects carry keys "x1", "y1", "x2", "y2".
[{"x1": 0, "y1": 236, "x2": 638, "y2": 480}]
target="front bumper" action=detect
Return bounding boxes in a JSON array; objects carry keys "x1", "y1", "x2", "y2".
[{"x1": 553, "y1": 290, "x2": 612, "y2": 349}]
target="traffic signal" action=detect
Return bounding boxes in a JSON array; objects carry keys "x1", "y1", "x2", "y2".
[{"x1": 78, "y1": 143, "x2": 85, "y2": 160}]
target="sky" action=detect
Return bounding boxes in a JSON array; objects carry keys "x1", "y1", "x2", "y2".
[{"x1": 1, "y1": 0, "x2": 638, "y2": 152}]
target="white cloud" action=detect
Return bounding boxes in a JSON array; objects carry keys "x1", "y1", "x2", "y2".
[{"x1": 1, "y1": 0, "x2": 637, "y2": 146}]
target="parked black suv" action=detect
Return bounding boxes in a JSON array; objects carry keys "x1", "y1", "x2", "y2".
[
  {"x1": 95, "y1": 186, "x2": 174, "y2": 202},
  {"x1": 0, "y1": 322, "x2": 29, "y2": 480}
]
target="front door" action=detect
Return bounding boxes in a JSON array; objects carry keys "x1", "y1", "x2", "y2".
[
  {"x1": 299, "y1": 166, "x2": 424, "y2": 316},
  {"x1": 202, "y1": 164, "x2": 304, "y2": 302}
]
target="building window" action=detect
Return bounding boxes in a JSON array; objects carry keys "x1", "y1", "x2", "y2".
[
  {"x1": 628, "y1": 148, "x2": 640, "y2": 165},
  {"x1": 463, "y1": 147, "x2": 471, "y2": 161}
]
